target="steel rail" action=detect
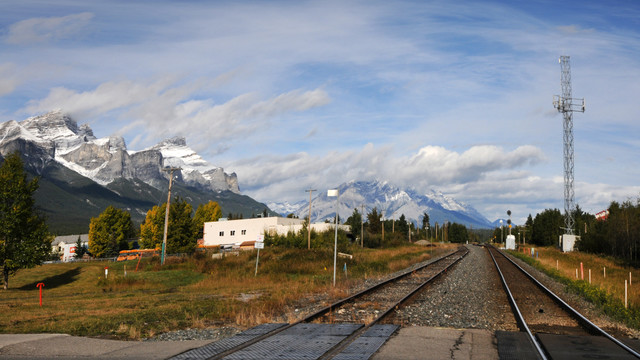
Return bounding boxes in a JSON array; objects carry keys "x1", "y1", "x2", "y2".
[
  {"x1": 487, "y1": 246, "x2": 548, "y2": 360},
  {"x1": 305, "y1": 247, "x2": 468, "y2": 323},
  {"x1": 206, "y1": 247, "x2": 466, "y2": 360},
  {"x1": 489, "y1": 245, "x2": 640, "y2": 359},
  {"x1": 318, "y1": 247, "x2": 469, "y2": 360}
]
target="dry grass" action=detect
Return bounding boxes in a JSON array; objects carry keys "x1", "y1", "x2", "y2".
[
  {"x1": 517, "y1": 246, "x2": 640, "y2": 306},
  {"x1": 0, "y1": 243, "x2": 451, "y2": 339}
]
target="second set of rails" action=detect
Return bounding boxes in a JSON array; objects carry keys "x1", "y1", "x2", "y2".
[{"x1": 487, "y1": 245, "x2": 640, "y2": 359}]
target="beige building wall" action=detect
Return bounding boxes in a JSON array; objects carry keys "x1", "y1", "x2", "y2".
[{"x1": 203, "y1": 217, "x2": 350, "y2": 246}]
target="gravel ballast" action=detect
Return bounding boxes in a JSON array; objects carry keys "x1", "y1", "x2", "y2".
[{"x1": 393, "y1": 244, "x2": 519, "y2": 331}]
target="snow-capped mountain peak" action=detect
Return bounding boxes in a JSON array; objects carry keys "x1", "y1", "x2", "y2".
[
  {"x1": 149, "y1": 136, "x2": 213, "y2": 172},
  {"x1": 270, "y1": 180, "x2": 492, "y2": 229}
]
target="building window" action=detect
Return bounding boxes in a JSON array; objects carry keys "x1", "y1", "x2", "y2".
[
  {"x1": 230, "y1": 230, "x2": 235, "y2": 236},
  {"x1": 241, "y1": 230, "x2": 247, "y2": 235},
  {"x1": 219, "y1": 231, "x2": 224, "y2": 236}
]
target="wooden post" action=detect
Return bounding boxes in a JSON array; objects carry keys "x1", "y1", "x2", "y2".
[
  {"x1": 625, "y1": 280, "x2": 628, "y2": 309},
  {"x1": 305, "y1": 189, "x2": 316, "y2": 250}
]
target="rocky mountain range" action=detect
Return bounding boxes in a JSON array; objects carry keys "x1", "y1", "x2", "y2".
[
  {"x1": 0, "y1": 110, "x2": 239, "y2": 192},
  {"x1": 269, "y1": 180, "x2": 493, "y2": 229},
  {"x1": 0, "y1": 110, "x2": 270, "y2": 234}
]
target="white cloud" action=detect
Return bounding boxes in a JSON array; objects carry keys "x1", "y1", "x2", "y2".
[
  {"x1": 232, "y1": 143, "x2": 547, "y2": 207},
  {"x1": 4, "y1": 1, "x2": 640, "y2": 224},
  {"x1": 391, "y1": 145, "x2": 546, "y2": 187},
  {"x1": 0, "y1": 63, "x2": 20, "y2": 96},
  {"x1": 5, "y1": 12, "x2": 94, "y2": 44},
  {"x1": 23, "y1": 77, "x2": 330, "y2": 151},
  {"x1": 24, "y1": 77, "x2": 180, "y2": 119}
]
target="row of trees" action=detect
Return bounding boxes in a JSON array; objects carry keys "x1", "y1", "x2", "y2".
[
  {"x1": 492, "y1": 207, "x2": 592, "y2": 247},
  {"x1": 269, "y1": 206, "x2": 475, "y2": 250},
  {"x1": 579, "y1": 200, "x2": 640, "y2": 265},
  {"x1": 341, "y1": 208, "x2": 472, "y2": 246},
  {"x1": 88, "y1": 198, "x2": 223, "y2": 258},
  {"x1": 492, "y1": 200, "x2": 640, "y2": 266}
]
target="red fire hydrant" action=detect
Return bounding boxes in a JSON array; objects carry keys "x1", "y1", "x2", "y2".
[{"x1": 36, "y1": 282, "x2": 45, "y2": 306}]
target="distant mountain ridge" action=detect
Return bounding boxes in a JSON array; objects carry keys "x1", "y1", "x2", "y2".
[
  {"x1": 270, "y1": 180, "x2": 493, "y2": 229},
  {"x1": 0, "y1": 110, "x2": 271, "y2": 234}
]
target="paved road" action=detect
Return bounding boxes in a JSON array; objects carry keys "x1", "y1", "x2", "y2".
[
  {"x1": 0, "y1": 333, "x2": 212, "y2": 359},
  {"x1": 0, "y1": 327, "x2": 498, "y2": 359}
]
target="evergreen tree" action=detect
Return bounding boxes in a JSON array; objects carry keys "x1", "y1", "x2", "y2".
[
  {"x1": 531, "y1": 208, "x2": 563, "y2": 246},
  {"x1": 449, "y1": 223, "x2": 469, "y2": 243},
  {"x1": 524, "y1": 214, "x2": 534, "y2": 243},
  {"x1": 74, "y1": 235, "x2": 86, "y2": 259},
  {"x1": 0, "y1": 153, "x2": 52, "y2": 290},
  {"x1": 396, "y1": 214, "x2": 409, "y2": 239},
  {"x1": 421, "y1": 212, "x2": 430, "y2": 239},
  {"x1": 345, "y1": 208, "x2": 362, "y2": 240},
  {"x1": 367, "y1": 208, "x2": 381, "y2": 234},
  {"x1": 89, "y1": 206, "x2": 135, "y2": 258}
]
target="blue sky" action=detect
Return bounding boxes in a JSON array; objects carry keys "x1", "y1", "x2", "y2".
[{"x1": 1, "y1": 0, "x2": 639, "y2": 224}]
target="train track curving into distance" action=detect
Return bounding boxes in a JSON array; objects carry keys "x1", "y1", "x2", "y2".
[{"x1": 487, "y1": 245, "x2": 640, "y2": 359}]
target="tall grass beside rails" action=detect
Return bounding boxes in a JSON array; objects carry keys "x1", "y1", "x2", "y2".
[
  {"x1": 516, "y1": 246, "x2": 640, "y2": 306},
  {"x1": 0, "y1": 243, "x2": 453, "y2": 339},
  {"x1": 507, "y1": 247, "x2": 640, "y2": 330}
]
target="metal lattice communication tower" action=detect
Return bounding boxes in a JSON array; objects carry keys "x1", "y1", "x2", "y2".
[{"x1": 553, "y1": 56, "x2": 585, "y2": 235}]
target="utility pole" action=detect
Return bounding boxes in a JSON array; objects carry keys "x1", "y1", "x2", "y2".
[
  {"x1": 161, "y1": 167, "x2": 181, "y2": 265},
  {"x1": 360, "y1": 204, "x2": 365, "y2": 248},
  {"x1": 305, "y1": 189, "x2": 316, "y2": 250}
]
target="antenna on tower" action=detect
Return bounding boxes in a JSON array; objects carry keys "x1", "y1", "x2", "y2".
[{"x1": 553, "y1": 55, "x2": 585, "y2": 236}]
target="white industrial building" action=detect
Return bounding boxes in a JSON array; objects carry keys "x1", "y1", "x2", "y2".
[{"x1": 203, "y1": 217, "x2": 350, "y2": 246}]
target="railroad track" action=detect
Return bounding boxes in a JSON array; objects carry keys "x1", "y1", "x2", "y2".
[
  {"x1": 172, "y1": 246, "x2": 469, "y2": 360},
  {"x1": 487, "y1": 245, "x2": 640, "y2": 359}
]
